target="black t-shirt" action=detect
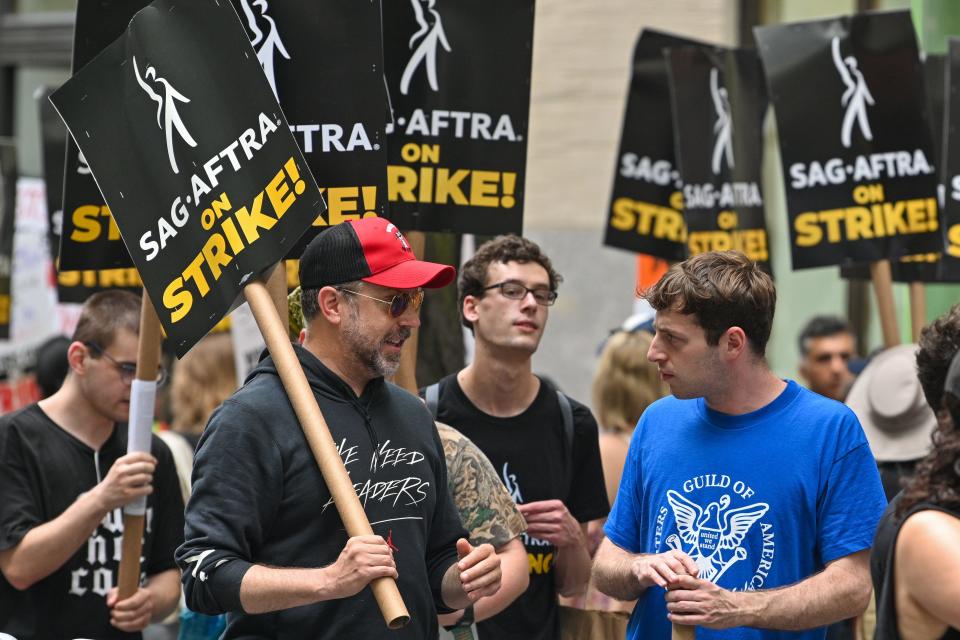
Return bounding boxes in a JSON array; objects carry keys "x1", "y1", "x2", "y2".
[
  {"x1": 429, "y1": 375, "x2": 609, "y2": 640},
  {"x1": 0, "y1": 404, "x2": 185, "y2": 640}
]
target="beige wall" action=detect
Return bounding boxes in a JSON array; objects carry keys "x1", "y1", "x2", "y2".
[
  {"x1": 524, "y1": 0, "x2": 738, "y2": 230},
  {"x1": 523, "y1": 1, "x2": 740, "y2": 404}
]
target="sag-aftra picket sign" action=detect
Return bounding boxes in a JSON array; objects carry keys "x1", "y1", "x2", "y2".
[
  {"x1": 667, "y1": 46, "x2": 772, "y2": 274},
  {"x1": 383, "y1": 0, "x2": 534, "y2": 234},
  {"x1": 59, "y1": 0, "x2": 152, "y2": 272},
  {"x1": 604, "y1": 29, "x2": 708, "y2": 260},
  {"x1": 756, "y1": 11, "x2": 941, "y2": 270},
  {"x1": 936, "y1": 38, "x2": 960, "y2": 280},
  {"x1": 38, "y1": 84, "x2": 143, "y2": 302},
  {"x1": 51, "y1": 0, "x2": 324, "y2": 356},
  {"x1": 230, "y1": 0, "x2": 388, "y2": 257},
  {"x1": 0, "y1": 141, "x2": 14, "y2": 340}
]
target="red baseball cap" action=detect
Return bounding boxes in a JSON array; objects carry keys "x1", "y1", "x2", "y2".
[{"x1": 298, "y1": 217, "x2": 455, "y2": 290}]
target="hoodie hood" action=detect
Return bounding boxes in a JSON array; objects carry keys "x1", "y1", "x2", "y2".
[{"x1": 244, "y1": 342, "x2": 387, "y2": 409}]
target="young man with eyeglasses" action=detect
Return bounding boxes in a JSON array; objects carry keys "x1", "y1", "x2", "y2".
[
  {"x1": 423, "y1": 235, "x2": 609, "y2": 640},
  {"x1": 0, "y1": 290, "x2": 184, "y2": 639},
  {"x1": 178, "y1": 217, "x2": 502, "y2": 639}
]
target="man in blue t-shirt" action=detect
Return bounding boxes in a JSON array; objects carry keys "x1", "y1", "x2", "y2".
[{"x1": 592, "y1": 251, "x2": 886, "y2": 640}]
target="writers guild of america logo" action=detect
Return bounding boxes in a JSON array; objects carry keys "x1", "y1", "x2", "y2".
[
  {"x1": 240, "y1": 0, "x2": 289, "y2": 101},
  {"x1": 831, "y1": 36, "x2": 874, "y2": 149},
  {"x1": 133, "y1": 56, "x2": 198, "y2": 175},
  {"x1": 400, "y1": 0, "x2": 451, "y2": 96},
  {"x1": 663, "y1": 487, "x2": 770, "y2": 586},
  {"x1": 710, "y1": 67, "x2": 734, "y2": 175}
]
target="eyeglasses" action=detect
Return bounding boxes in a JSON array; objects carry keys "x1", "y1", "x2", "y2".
[
  {"x1": 84, "y1": 342, "x2": 167, "y2": 385},
  {"x1": 337, "y1": 287, "x2": 425, "y2": 318},
  {"x1": 483, "y1": 280, "x2": 558, "y2": 306}
]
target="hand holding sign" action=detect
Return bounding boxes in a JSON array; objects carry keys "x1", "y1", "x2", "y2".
[{"x1": 51, "y1": 0, "x2": 409, "y2": 628}]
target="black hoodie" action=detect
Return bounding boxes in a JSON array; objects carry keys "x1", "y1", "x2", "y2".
[{"x1": 176, "y1": 344, "x2": 466, "y2": 639}]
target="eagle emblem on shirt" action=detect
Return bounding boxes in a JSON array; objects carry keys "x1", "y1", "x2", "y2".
[{"x1": 665, "y1": 489, "x2": 768, "y2": 583}]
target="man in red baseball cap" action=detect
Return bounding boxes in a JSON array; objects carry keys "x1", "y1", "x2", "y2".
[{"x1": 178, "y1": 217, "x2": 501, "y2": 640}]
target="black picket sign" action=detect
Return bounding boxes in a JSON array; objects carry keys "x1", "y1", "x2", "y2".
[
  {"x1": 667, "y1": 46, "x2": 772, "y2": 275},
  {"x1": 844, "y1": 52, "x2": 960, "y2": 284},
  {"x1": 0, "y1": 141, "x2": 14, "y2": 340},
  {"x1": 756, "y1": 11, "x2": 941, "y2": 270},
  {"x1": 59, "y1": 0, "x2": 152, "y2": 271},
  {"x1": 37, "y1": 86, "x2": 144, "y2": 302},
  {"x1": 51, "y1": 0, "x2": 324, "y2": 357},
  {"x1": 229, "y1": 0, "x2": 379, "y2": 258},
  {"x1": 604, "y1": 29, "x2": 709, "y2": 260},
  {"x1": 937, "y1": 39, "x2": 960, "y2": 282},
  {"x1": 36, "y1": 87, "x2": 65, "y2": 266},
  {"x1": 382, "y1": 0, "x2": 534, "y2": 234}
]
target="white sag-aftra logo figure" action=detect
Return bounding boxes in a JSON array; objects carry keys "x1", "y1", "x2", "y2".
[
  {"x1": 832, "y1": 36, "x2": 875, "y2": 149},
  {"x1": 399, "y1": 0, "x2": 451, "y2": 96},
  {"x1": 665, "y1": 489, "x2": 768, "y2": 584},
  {"x1": 77, "y1": 150, "x2": 91, "y2": 176},
  {"x1": 502, "y1": 462, "x2": 523, "y2": 504},
  {"x1": 710, "y1": 67, "x2": 734, "y2": 175},
  {"x1": 240, "y1": 0, "x2": 290, "y2": 100},
  {"x1": 133, "y1": 56, "x2": 198, "y2": 175}
]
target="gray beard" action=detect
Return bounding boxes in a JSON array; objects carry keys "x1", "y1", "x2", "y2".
[{"x1": 342, "y1": 321, "x2": 411, "y2": 380}]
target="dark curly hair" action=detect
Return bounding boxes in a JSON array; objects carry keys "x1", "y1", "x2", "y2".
[
  {"x1": 915, "y1": 304, "x2": 960, "y2": 410},
  {"x1": 897, "y1": 395, "x2": 960, "y2": 516},
  {"x1": 458, "y1": 235, "x2": 562, "y2": 332},
  {"x1": 898, "y1": 305, "x2": 960, "y2": 516},
  {"x1": 643, "y1": 251, "x2": 776, "y2": 357}
]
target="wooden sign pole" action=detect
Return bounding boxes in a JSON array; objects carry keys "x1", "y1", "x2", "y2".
[
  {"x1": 266, "y1": 260, "x2": 289, "y2": 323},
  {"x1": 244, "y1": 278, "x2": 410, "y2": 628},
  {"x1": 869, "y1": 260, "x2": 901, "y2": 349},
  {"x1": 909, "y1": 281, "x2": 926, "y2": 342},
  {"x1": 393, "y1": 231, "x2": 427, "y2": 395},
  {"x1": 117, "y1": 292, "x2": 163, "y2": 599},
  {"x1": 673, "y1": 623, "x2": 695, "y2": 640}
]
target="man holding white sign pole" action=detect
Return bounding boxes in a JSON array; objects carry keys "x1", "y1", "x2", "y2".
[
  {"x1": 178, "y1": 217, "x2": 502, "y2": 639},
  {"x1": 0, "y1": 291, "x2": 183, "y2": 639}
]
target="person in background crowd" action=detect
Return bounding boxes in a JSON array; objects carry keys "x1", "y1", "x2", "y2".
[
  {"x1": 154, "y1": 332, "x2": 238, "y2": 640},
  {"x1": 592, "y1": 251, "x2": 887, "y2": 640},
  {"x1": 871, "y1": 306, "x2": 960, "y2": 639},
  {"x1": 424, "y1": 234, "x2": 609, "y2": 640},
  {"x1": 0, "y1": 291, "x2": 184, "y2": 640},
  {"x1": 846, "y1": 344, "x2": 937, "y2": 502},
  {"x1": 287, "y1": 284, "x2": 530, "y2": 639},
  {"x1": 33, "y1": 334, "x2": 70, "y2": 399},
  {"x1": 797, "y1": 315, "x2": 856, "y2": 402},
  {"x1": 178, "y1": 217, "x2": 501, "y2": 639},
  {"x1": 560, "y1": 328, "x2": 667, "y2": 639}
]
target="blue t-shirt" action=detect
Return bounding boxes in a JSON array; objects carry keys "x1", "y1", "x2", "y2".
[{"x1": 604, "y1": 380, "x2": 886, "y2": 640}]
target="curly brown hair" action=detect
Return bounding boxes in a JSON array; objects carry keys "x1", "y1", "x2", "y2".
[
  {"x1": 915, "y1": 304, "x2": 960, "y2": 409},
  {"x1": 458, "y1": 235, "x2": 562, "y2": 332},
  {"x1": 898, "y1": 306, "x2": 960, "y2": 516},
  {"x1": 643, "y1": 251, "x2": 776, "y2": 357},
  {"x1": 896, "y1": 395, "x2": 960, "y2": 516}
]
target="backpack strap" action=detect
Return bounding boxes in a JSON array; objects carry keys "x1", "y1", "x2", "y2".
[
  {"x1": 555, "y1": 388, "x2": 575, "y2": 500},
  {"x1": 425, "y1": 381, "x2": 441, "y2": 421}
]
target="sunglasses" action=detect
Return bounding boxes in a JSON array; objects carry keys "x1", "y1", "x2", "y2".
[
  {"x1": 84, "y1": 342, "x2": 167, "y2": 385},
  {"x1": 337, "y1": 287, "x2": 425, "y2": 318}
]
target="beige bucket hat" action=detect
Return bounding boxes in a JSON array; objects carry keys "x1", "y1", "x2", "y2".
[{"x1": 846, "y1": 344, "x2": 936, "y2": 462}]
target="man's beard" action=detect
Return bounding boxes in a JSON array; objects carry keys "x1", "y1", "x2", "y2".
[{"x1": 343, "y1": 321, "x2": 412, "y2": 379}]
